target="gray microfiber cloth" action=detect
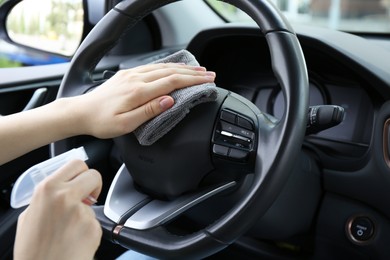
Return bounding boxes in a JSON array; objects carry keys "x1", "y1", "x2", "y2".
[{"x1": 133, "y1": 49, "x2": 219, "y2": 146}]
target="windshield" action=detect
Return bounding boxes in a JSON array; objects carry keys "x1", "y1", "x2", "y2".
[{"x1": 206, "y1": 0, "x2": 390, "y2": 34}]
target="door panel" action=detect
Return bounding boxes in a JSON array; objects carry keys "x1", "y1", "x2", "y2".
[
  {"x1": 0, "y1": 61, "x2": 118, "y2": 259},
  {"x1": 0, "y1": 77, "x2": 62, "y2": 260}
]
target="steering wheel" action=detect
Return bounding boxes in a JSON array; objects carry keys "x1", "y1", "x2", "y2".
[{"x1": 52, "y1": 0, "x2": 308, "y2": 258}]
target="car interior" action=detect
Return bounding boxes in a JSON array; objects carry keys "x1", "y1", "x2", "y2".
[{"x1": 1, "y1": 0, "x2": 390, "y2": 259}]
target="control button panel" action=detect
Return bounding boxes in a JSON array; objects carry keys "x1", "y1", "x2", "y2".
[{"x1": 212, "y1": 109, "x2": 256, "y2": 162}]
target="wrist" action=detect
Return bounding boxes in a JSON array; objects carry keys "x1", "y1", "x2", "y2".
[{"x1": 52, "y1": 96, "x2": 89, "y2": 137}]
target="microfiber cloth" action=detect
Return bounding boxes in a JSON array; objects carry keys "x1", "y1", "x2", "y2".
[{"x1": 133, "y1": 49, "x2": 219, "y2": 145}]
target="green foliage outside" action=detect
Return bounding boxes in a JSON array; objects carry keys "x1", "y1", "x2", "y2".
[
  {"x1": 205, "y1": 0, "x2": 241, "y2": 21},
  {"x1": 0, "y1": 56, "x2": 22, "y2": 68}
]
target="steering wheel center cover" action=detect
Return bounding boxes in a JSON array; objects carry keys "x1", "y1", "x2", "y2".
[
  {"x1": 114, "y1": 89, "x2": 226, "y2": 198},
  {"x1": 55, "y1": 0, "x2": 308, "y2": 258}
]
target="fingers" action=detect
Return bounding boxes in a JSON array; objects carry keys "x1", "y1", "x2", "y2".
[
  {"x1": 118, "y1": 95, "x2": 175, "y2": 131},
  {"x1": 48, "y1": 159, "x2": 89, "y2": 182},
  {"x1": 112, "y1": 63, "x2": 216, "y2": 132},
  {"x1": 127, "y1": 63, "x2": 206, "y2": 76},
  {"x1": 69, "y1": 168, "x2": 102, "y2": 203},
  {"x1": 115, "y1": 63, "x2": 208, "y2": 86},
  {"x1": 122, "y1": 65, "x2": 216, "y2": 110},
  {"x1": 141, "y1": 69, "x2": 215, "y2": 99},
  {"x1": 99, "y1": 63, "x2": 215, "y2": 109},
  {"x1": 136, "y1": 64, "x2": 209, "y2": 83},
  {"x1": 45, "y1": 160, "x2": 102, "y2": 203}
]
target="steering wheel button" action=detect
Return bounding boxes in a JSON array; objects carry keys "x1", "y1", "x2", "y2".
[
  {"x1": 221, "y1": 131, "x2": 233, "y2": 137},
  {"x1": 220, "y1": 121, "x2": 255, "y2": 140},
  {"x1": 237, "y1": 116, "x2": 254, "y2": 130},
  {"x1": 213, "y1": 144, "x2": 229, "y2": 156},
  {"x1": 220, "y1": 110, "x2": 237, "y2": 124},
  {"x1": 232, "y1": 134, "x2": 251, "y2": 143},
  {"x1": 236, "y1": 128, "x2": 255, "y2": 139},
  {"x1": 229, "y1": 148, "x2": 249, "y2": 161}
]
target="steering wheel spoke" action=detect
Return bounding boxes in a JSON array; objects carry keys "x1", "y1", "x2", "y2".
[{"x1": 103, "y1": 164, "x2": 236, "y2": 230}]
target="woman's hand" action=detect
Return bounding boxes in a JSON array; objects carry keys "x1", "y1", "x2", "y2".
[
  {"x1": 14, "y1": 160, "x2": 102, "y2": 260},
  {"x1": 74, "y1": 63, "x2": 216, "y2": 138},
  {"x1": 0, "y1": 63, "x2": 215, "y2": 164}
]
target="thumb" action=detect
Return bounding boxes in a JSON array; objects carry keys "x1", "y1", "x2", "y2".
[
  {"x1": 144, "y1": 96, "x2": 174, "y2": 118},
  {"x1": 121, "y1": 96, "x2": 174, "y2": 133}
]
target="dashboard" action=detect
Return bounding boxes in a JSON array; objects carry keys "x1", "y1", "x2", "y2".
[{"x1": 185, "y1": 25, "x2": 379, "y2": 166}]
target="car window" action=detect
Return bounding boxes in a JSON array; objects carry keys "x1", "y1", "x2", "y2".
[
  {"x1": 206, "y1": 0, "x2": 390, "y2": 34},
  {"x1": 0, "y1": 0, "x2": 83, "y2": 68}
]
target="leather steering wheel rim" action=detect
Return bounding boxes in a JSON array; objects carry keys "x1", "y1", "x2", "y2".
[{"x1": 53, "y1": 0, "x2": 309, "y2": 259}]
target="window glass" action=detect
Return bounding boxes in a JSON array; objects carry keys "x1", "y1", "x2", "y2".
[
  {"x1": 0, "y1": 0, "x2": 83, "y2": 67},
  {"x1": 206, "y1": 0, "x2": 390, "y2": 33},
  {"x1": 6, "y1": 0, "x2": 84, "y2": 56}
]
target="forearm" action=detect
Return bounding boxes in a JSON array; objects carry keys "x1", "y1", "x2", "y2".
[{"x1": 0, "y1": 98, "x2": 83, "y2": 165}]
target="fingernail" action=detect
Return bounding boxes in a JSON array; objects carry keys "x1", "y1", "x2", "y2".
[
  {"x1": 159, "y1": 97, "x2": 173, "y2": 110},
  {"x1": 205, "y1": 71, "x2": 216, "y2": 77},
  {"x1": 83, "y1": 195, "x2": 97, "y2": 206},
  {"x1": 193, "y1": 66, "x2": 206, "y2": 71}
]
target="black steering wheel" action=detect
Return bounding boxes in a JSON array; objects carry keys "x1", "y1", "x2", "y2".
[{"x1": 52, "y1": 0, "x2": 308, "y2": 259}]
